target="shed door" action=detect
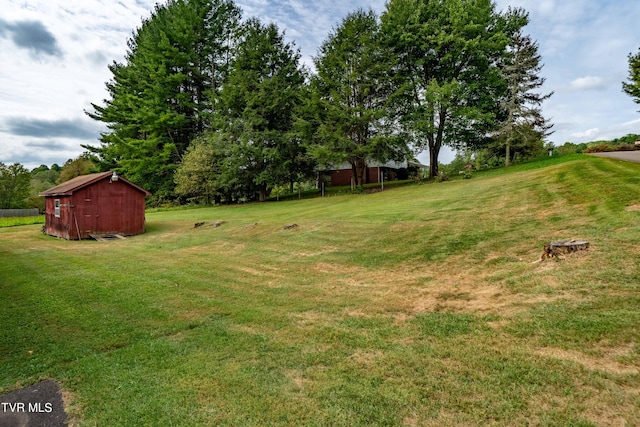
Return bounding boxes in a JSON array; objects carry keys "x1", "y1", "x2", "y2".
[{"x1": 81, "y1": 186, "x2": 99, "y2": 236}]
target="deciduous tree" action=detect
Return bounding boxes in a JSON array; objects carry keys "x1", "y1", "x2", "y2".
[
  {"x1": 0, "y1": 163, "x2": 31, "y2": 209},
  {"x1": 381, "y1": 0, "x2": 524, "y2": 178},
  {"x1": 174, "y1": 133, "x2": 227, "y2": 204},
  {"x1": 57, "y1": 155, "x2": 96, "y2": 184},
  {"x1": 623, "y1": 48, "x2": 640, "y2": 109}
]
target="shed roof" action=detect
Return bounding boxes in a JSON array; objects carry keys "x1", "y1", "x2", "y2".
[{"x1": 39, "y1": 171, "x2": 151, "y2": 197}]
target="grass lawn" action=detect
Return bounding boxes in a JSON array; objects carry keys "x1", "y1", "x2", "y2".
[
  {"x1": 0, "y1": 215, "x2": 44, "y2": 228},
  {"x1": 1, "y1": 154, "x2": 639, "y2": 426}
]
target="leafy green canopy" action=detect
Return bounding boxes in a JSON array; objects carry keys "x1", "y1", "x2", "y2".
[
  {"x1": 309, "y1": 9, "x2": 410, "y2": 187},
  {"x1": 85, "y1": 0, "x2": 241, "y2": 200},
  {"x1": 176, "y1": 19, "x2": 308, "y2": 203},
  {"x1": 623, "y1": 48, "x2": 640, "y2": 109},
  {"x1": 0, "y1": 163, "x2": 31, "y2": 209},
  {"x1": 380, "y1": 0, "x2": 527, "y2": 177},
  {"x1": 219, "y1": 19, "x2": 307, "y2": 202}
]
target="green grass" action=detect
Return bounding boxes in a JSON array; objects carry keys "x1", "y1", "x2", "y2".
[
  {"x1": 1, "y1": 154, "x2": 639, "y2": 426},
  {"x1": 0, "y1": 215, "x2": 44, "y2": 227}
]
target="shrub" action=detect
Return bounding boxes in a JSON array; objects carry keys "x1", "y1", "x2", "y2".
[
  {"x1": 583, "y1": 144, "x2": 616, "y2": 153},
  {"x1": 575, "y1": 143, "x2": 588, "y2": 153},
  {"x1": 617, "y1": 143, "x2": 637, "y2": 151}
]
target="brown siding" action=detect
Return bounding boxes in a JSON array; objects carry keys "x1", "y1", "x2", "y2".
[
  {"x1": 367, "y1": 167, "x2": 380, "y2": 184},
  {"x1": 329, "y1": 169, "x2": 353, "y2": 187},
  {"x1": 328, "y1": 167, "x2": 385, "y2": 187},
  {"x1": 43, "y1": 176, "x2": 147, "y2": 240},
  {"x1": 44, "y1": 196, "x2": 72, "y2": 239},
  {"x1": 71, "y1": 179, "x2": 146, "y2": 239},
  {"x1": 323, "y1": 166, "x2": 398, "y2": 187}
]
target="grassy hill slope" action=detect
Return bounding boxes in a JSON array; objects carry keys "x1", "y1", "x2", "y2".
[{"x1": 1, "y1": 154, "x2": 639, "y2": 426}]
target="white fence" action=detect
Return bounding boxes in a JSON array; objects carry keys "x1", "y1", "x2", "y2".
[{"x1": 0, "y1": 208, "x2": 40, "y2": 218}]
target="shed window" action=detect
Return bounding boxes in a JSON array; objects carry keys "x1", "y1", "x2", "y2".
[{"x1": 54, "y1": 199, "x2": 61, "y2": 218}]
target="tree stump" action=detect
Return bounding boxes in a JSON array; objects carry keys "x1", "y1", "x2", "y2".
[
  {"x1": 542, "y1": 239, "x2": 589, "y2": 259},
  {"x1": 212, "y1": 220, "x2": 226, "y2": 228},
  {"x1": 283, "y1": 223, "x2": 298, "y2": 230}
]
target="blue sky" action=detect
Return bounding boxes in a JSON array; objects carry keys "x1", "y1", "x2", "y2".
[{"x1": 1, "y1": 0, "x2": 639, "y2": 170}]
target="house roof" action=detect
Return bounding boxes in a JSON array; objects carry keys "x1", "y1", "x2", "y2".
[
  {"x1": 319, "y1": 159, "x2": 429, "y2": 171},
  {"x1": 39, "y1": 171, "x2": 151, "y2": 197}
]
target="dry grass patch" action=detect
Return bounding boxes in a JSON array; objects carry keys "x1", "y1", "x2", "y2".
[
  {"x1": 349, "y1": 349, "x2": 384, "y2": 366},
  {"x1": 285, "y1": 369, "x2": 313, "y2": 391},
  {"x1": 61, "y1": 386, "x2": 82, "y2": 427},
  {"x1": 308, "y1": 253, "x2": 589, "y2": 321},
  {"x1": 535, "y1": 344, "x2": 639, "y2": 375}
]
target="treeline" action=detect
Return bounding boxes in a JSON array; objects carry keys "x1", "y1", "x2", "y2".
[
  {"x1": 0, "y1": 156, "x2": 95, "y2": 210},
  {"x1": 83, "y1": 0, "x2": 553, "y2": 205},
  {"x1": 557, "y1": 134, "x2": 640, "y2": 154}
]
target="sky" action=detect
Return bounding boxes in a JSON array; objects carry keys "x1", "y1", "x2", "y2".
[{"x1": 1, "y1": 0, "x2": 639, "y2": 170}]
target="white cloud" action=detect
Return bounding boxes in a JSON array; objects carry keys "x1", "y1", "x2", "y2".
[
  {"x1": 567, "y1": 76, "x2": 608, "y2": 91},
  {"x1": 622, "y1": 117, "x2": 640, "y2": 126},
  {"x1": 1, "y1": 0, "x2": 640, "y2": 169},
  {"x1": 570, "y1": 128, "x2": 600, "y2": 140}
]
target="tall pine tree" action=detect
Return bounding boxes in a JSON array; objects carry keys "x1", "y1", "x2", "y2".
[
  {"x1": 496, "y1": 14, "x2": 553, "y2": 166},
  {"x1": 310, "y1": 9, "x2": 409, "y2": 187},
  {"x1": 85, "y1": 0, "x2": 241, "y2": 199},
  {"x1": 215, "y1": 19, "x2": 306, "y2": 201}
]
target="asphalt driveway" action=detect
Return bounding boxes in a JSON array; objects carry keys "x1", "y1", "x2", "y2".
[{"x1": 589, "y1": 151, "x2": 640, "y2": 163}]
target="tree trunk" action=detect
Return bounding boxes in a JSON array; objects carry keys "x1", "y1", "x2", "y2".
[
  {"x1": 428, "y1": 131, "x2": 441, "y2": 179},
  {"x1": 258, "y1": 184, "x2": 270, "y2": 202},
  {"x1": 429, "y1": 145, "x2": 440, "y2": 179},
  {"x1": 428, "y1": 109, "x2": 446, "y2": 179},
  {"x1": 353, "y1": 158, "x2": 367, "y2": 187}
]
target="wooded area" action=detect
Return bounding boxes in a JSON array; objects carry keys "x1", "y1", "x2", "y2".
[
  {"x1": 81, "y1": 0, "x2": 554, "y2": 204},
  {"x1": 4, "y1": 0, "x2": 640, "y2": 209}
]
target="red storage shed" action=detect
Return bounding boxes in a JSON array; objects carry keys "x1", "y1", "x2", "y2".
[{"x1": 39, "y1": 171, "x2": 151, "y2": 240}]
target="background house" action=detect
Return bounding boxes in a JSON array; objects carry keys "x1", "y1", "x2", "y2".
[
  {"x1": 39, "y1": 171, "x2": 151, "y2": 240},
  {"x1": 318, "y1": 160, "x2": 428, "y2": 187}
]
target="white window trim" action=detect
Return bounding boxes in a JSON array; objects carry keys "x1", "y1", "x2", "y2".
[{"x1": 54, "y1": 199, "x2": 61, "y2": 218}]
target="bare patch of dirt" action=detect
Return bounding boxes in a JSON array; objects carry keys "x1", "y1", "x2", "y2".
[
  {"x1": 307, "y1": 255, "x2": 584, "y2": 319},
  {"x1": 487, "y1": 319, "x2": 510, "y2": 330},
  {"x1": 625, "y1": 204, "x2": 640, "y2": 211},
  {"x1": 391, "y1": 312, "x2": 412, "y2": 325},
  {"x1": 290, "y1": 310, "x2": 333, "y2": 327},
  {"x1": 345, "y1": 308, "x2": 373, "y2": 318},
  {"x1": 411, "y1": 283, "x2": 514, "y2": 315}
]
